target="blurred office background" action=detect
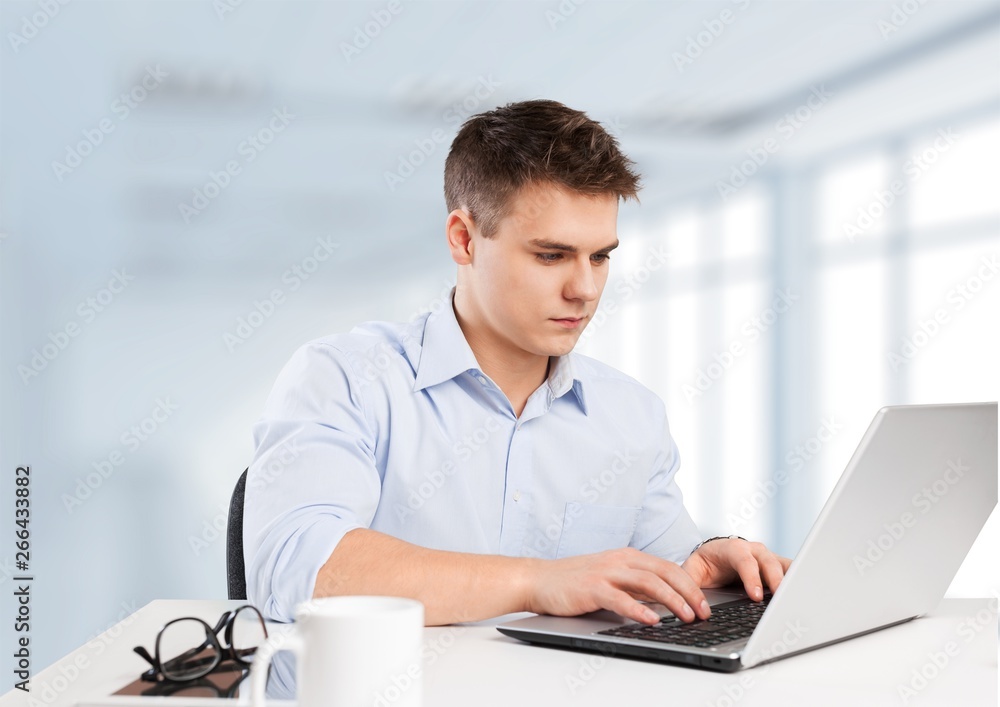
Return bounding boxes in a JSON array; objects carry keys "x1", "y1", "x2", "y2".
[{"x1": 1, "y1": 0, "x2": 997, "y2": 673}]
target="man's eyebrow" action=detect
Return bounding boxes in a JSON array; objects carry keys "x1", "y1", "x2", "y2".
[{"x1": 528, "y1": 238, "x2": 620, "y2": 255}]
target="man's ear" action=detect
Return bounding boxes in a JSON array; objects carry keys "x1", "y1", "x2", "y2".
[{"x1": 446, "y1": 209, "x2": 476, "y2": 266}]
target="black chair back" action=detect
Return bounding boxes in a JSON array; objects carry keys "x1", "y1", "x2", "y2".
[{"x1": 227, "y1": 469, "x2": 249, "y2": 600}]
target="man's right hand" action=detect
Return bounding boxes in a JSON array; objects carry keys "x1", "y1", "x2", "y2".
[
  {"x1": 524, "y1": 547, "x2": 712, "y2": 625},
  {"x1": 312, "y1": 530, "x2": 711, "y2": 626}
]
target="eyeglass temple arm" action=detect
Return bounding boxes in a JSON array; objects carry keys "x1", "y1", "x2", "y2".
[
  {"x1": 133, "y1": 646, "x2": 162, "y2": 682},
  {"x1": 133, "y1": 645, "x2": 156, "y2": 667},
  {"x1": 135, "y1": 644, "x2": 213, "y2": 678},
  {"x1": 161, "y1": 645, "x2": 217, "y2": 671}
]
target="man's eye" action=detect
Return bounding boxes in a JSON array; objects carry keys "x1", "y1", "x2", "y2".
[
  {"x1": 591, "y1": 254, "x2": 611, "y2": 264},
  {"x1": 536, "y1": 253, "x2": 562, "y2": 263}
]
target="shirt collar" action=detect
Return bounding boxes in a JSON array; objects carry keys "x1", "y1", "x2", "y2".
[
  {"x1": 412, "y1": 289, "x2": 588, "y2": 415},
  {"x1": 546, "y1": 351, "x2": 588, "y2": 414},
  {"x1": 411, "y1": 291, "x2": 481, "y2": 392}
]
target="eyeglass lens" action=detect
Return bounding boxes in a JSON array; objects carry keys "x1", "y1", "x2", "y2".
[
  {"x1": 229, "y1": 606, "x2": 268, "y2": 663},
  {"x1": 159, "y1": 619, "x2": 220, "y2": 681}
]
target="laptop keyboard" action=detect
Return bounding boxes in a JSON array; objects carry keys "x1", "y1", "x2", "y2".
[{"x1": 597, "y1": 595, "x2": 772, "y2": 648}]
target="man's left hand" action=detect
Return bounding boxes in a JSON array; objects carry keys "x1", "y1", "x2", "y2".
[{"x1": 681, "y1": 538, "x2": 792, "y2": 602}]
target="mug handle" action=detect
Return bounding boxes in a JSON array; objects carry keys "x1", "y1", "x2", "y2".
[{"x1": 250, "y1": 629, "x2": 304, "y2": 706}]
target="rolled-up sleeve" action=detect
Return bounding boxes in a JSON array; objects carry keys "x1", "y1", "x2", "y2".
[
  {"x1": 243, "y1": 341, "x2": 381, "y2": 622},
  {"x1": 630, "y1": 404, "x2": 702, "y2": 564}
]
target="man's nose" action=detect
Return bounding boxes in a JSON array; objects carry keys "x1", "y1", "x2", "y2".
[{"x1": 565, "y1": 259, "x2": 599, "y2": 301}]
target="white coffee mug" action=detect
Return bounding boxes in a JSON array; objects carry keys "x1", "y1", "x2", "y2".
[{"x1": 250, "y1": 596, "x2": 424, "y2": 707}]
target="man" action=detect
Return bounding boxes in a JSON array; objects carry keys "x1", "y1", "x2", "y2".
[{"x1": 244, "y1": 99, "x2": 790, "y2": 628}]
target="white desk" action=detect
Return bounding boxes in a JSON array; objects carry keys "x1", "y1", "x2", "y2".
[{"x1": 1, "y1": 598, "x2": 995, "y2": 706}]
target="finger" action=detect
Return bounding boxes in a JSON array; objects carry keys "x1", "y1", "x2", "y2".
[
  {"x1": 632, "y1": 559, "x2": 710, "y2": 620},
  {"x1": 732, "y1": 551, "x2": 766, "y2": 601},
  {"x1": 623, "y1": 570, "x2": 698, "y2": 623},
  {"x1": 778, "y1": 555, "x2": 792, "y2": 573},
  {"x1": 617, "y1": 549, "x2": 710, "y2": 619},
  {"x1": 658, "y1": 563, "x2": 712, "y2": 620},
  {"x1": 755, "y1": 551, "x2": 786, "y2": 595},
  {"x1": 627, "y1": 591, "x2": 659, "y2": 604},
  {"x1": 602, "y1": 587, "x2": 662, "y2": 625}
]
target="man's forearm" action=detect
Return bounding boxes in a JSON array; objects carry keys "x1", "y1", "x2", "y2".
[{"x1": 312, "y1": 528, "x2": 539, "y2": 625}]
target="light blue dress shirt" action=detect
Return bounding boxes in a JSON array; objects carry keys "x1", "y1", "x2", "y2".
[{"x1": 244, "y1": 291, "x2": 702, "y2": 622}]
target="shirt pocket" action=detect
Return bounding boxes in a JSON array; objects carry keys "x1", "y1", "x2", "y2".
[{"x1": 554, "y1": 502, "x2": 642, "y2": 559}]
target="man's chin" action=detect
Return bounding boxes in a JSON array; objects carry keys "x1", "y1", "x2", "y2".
[
  {"x1": 523, "y1": 323, "x2": 589, "y2": 357},
  {"x1": 539, "y1": 336, "x2": 582, "y2": 357}
]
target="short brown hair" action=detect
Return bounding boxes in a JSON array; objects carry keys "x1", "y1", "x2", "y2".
[{"x1": 444, "y1": 100, "x2": 641, "y2": 238}]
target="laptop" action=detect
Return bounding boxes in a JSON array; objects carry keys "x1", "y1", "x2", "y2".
[{"x1": 497, "y1": 402, "x2": 998, "y2": 672}]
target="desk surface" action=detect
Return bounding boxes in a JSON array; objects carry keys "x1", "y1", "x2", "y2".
[{"x1": 1, "y1": 598, "x2": 996, "y2": 707}]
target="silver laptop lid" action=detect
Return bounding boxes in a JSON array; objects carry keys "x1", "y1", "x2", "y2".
[{"x1": 742, "y1": 402, "x2": 998, "y2": 667}]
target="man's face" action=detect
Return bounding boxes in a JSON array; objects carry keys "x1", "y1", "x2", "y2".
[{"x1": 458, "y1": 182, "x2": 619, "y2": 359}]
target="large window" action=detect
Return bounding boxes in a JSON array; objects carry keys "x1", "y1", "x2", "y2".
[{"x1": 578, "y1": 113, "x2": 999, "y2": 574}]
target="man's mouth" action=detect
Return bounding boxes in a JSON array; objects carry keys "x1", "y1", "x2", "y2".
[{"x1": 551, "y1": 316, "x2": 586, "y2": 329}]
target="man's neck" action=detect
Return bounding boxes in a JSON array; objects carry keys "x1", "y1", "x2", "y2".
[{"x1": 452, "y1": 298, "x2": 551, "y2": 417}]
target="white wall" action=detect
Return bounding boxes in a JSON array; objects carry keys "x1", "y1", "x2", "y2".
[{"x1": 1, "y1": 0, "x2": 997, "y2": 675}]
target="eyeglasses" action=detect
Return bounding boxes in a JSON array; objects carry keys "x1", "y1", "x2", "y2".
[{"x1": 133, "y1": 605, "x2": 268, "y2": 683}]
